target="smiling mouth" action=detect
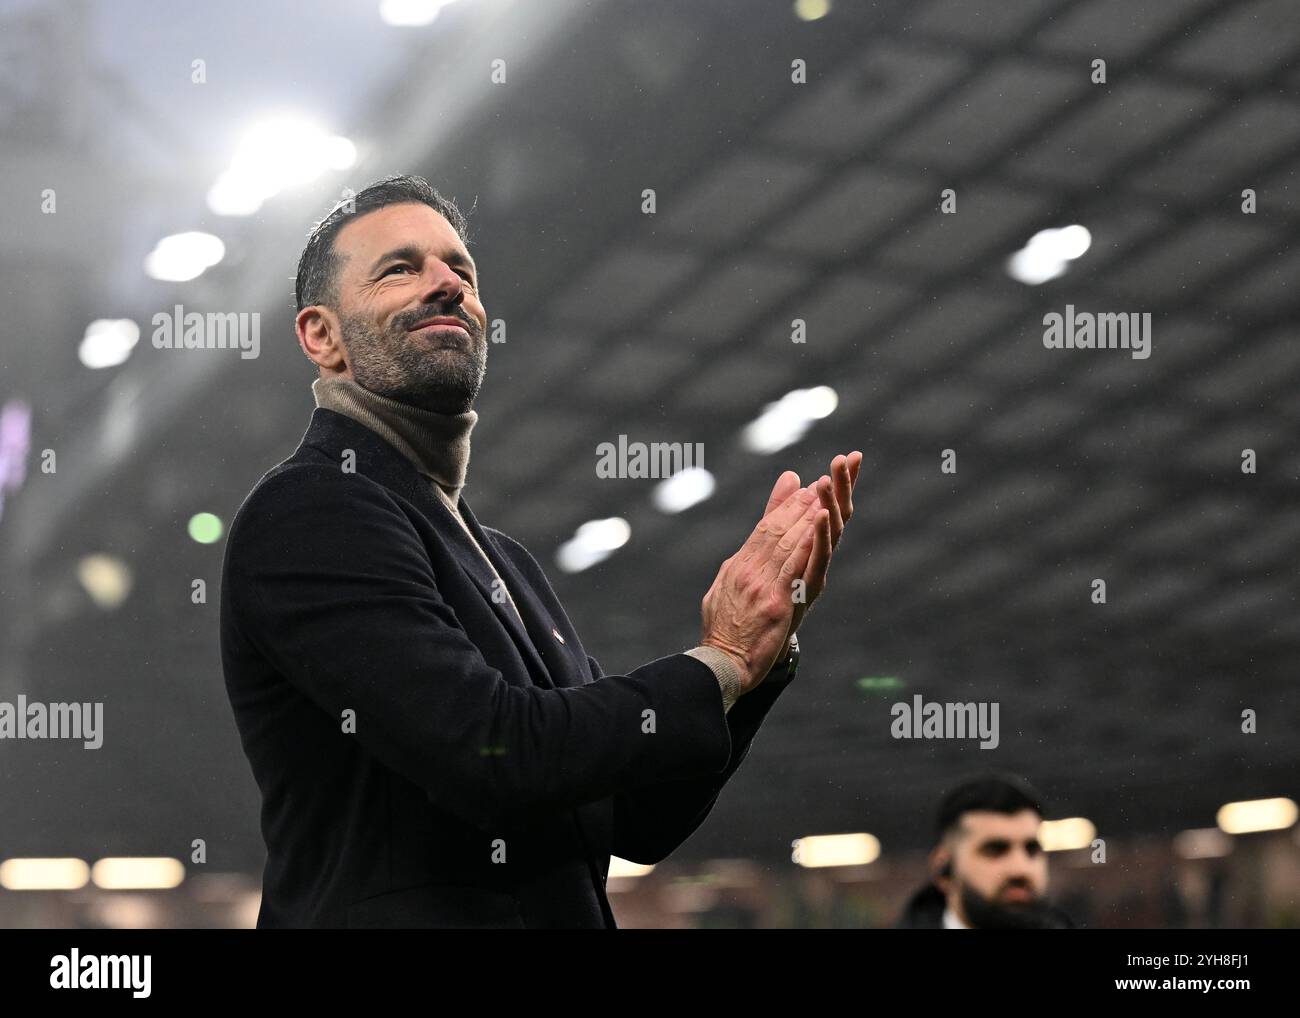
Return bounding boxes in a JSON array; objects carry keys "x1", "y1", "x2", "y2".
[{"x1": 410, "y1": 321, "x2": 469, "y2": 337}]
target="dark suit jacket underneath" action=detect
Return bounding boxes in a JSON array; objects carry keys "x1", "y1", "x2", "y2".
[{"x1": 219, "y1": 408, "x2": 797, "y2": 928}]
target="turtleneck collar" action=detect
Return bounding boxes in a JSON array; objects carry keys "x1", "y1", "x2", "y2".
[{"x1": 312, "y1": 376, "x2": 477, "y2": 503}]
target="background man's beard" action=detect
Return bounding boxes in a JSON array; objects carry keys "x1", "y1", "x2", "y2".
[
  {"x1": 340, "y1": 311, "x2": 487, "y2": 415},
  {"x1": 959, "y1": 883, "x2": 1067, "y2": 930}
]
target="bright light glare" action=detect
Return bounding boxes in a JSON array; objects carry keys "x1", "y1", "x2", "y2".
[
  {"x1": 144, "y1": 232, "x2": 225, "y2": 282},
  {"x1": 380, "y1": 0, "x2": 461, "y2": 26},
  {"x1": 1006, "y1": 224, "x2": 1092, "y2": 285},
  {"x1": 794, "y1": 0, "x2": 831, "y2": 20},
  {"x1": 791, "y1": 833, "x2": 880, "y2": 868},
  {"x1": 653, "y1": 467, "x2": 716, "y2": 513},
  {"x1": 188, "y1": 512, "x2": 225, "y2": 545},
  {"x1": 1006, "y1": 246, "x2": 1069, "y2": 286},
  {"x1": 556, "y1": 517, "x2": 631, "y2": 573},
  {"x1": 77, "y1": 554, "x2": 134, "y2": 610},
  {"x1": 1039, "y1": 817, "x2": 1097, "y2": 852},
  {"x1": 0, "y1": 858, "x2": 89, "y2": 890},
  {"x1": 1217, "y1": 797, "x2": 1298, "y2": 835},
  {"x1": 78, "y1": 319, "x2": 140, "y2": 369},
  {"x1": 91, "y1": 857, "x2": 186, "y2": 890},
  {"x1": 741, "y1": 386, "x2": 839, "y2": 454},
  {"x1": 208, "y1": 116, "x2": 358, "y2": 216}
]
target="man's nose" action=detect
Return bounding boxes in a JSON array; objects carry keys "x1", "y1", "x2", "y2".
[{"x1": 420, "y1": 261, "x2": 465, "y2": 307}]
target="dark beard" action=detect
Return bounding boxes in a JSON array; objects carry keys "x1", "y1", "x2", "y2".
[
  {"x1": 960, "y1": 884, "x2": 1070, "y2": 930},
  {"x1": 339, "y1": 306, "x2": 487, "y2": 415}
]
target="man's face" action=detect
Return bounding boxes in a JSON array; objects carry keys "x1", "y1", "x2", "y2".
[
  {"x1": 325, "y1": 202, "x2": 488, "y2": 414},
  {"x1": 943, "y1": 809, "x2": 1049, "y2": 928}
]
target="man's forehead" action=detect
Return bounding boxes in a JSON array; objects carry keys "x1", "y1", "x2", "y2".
[
  {"x1": 957, "y1": 809, "x2": 1041, "y2": 840},
  {"x1": 335, "y1": 202, "x2": 469, "y2": 266}
]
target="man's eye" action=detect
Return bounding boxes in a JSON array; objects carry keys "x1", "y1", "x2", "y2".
[{"x1": 382, "y1": 265, "x2": 412, "y2": 276}]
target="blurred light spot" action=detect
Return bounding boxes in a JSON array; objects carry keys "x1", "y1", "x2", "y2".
[
  {"x1": 792, "y1": 832, "x2": 880, "y2": 868},
  {"x1": 91, "y1": 857, "x2": 186, "y2": 890},
  {"x1": 188, "y1": 512, "x2": 224, "y2": 544},
  {"x1": 92, "y1": 896, "x2": 160, "y2": 929},
  {"x1": 794, "y1": 0, "x2": 831, "y2": 20},
  {"x1": 77, "y1": 554, "x2": 134, "y2": 610},
  {"x1": 1217, "y1": 797, "x2": 1298, "y2": 835},
  {"x1": 188, "y1": 873, "x2": 259, "y2": 903},
  {"x1": 1173, "y1": 827, "x2": 1234, "y2": 859},
  {"x1": 99, "y1": 375, "x2": 143, "y2": 462},
  {"x1": 856, "y1": 675, "x2": 904, "y2": 693},
  {"x1": 380, "y1": 0, "x2": 461, "y2": 26},
  {"x1": 208, "y1": 116, "x2": 358, "y2": 216},
  {"x1": 0, "y1": 400, "x2": 32, "y2": 523},
  {"x1": 652, "y1": 466, "x2": 716, "y2": 513},
  {"x1": 699, "y1": 858, "x2": 762, "y2": 888},
  {"x1": 1039, "y1": 817, "x2": 1096, "y2": 851},
  {"x1": 556, "y1": 517, "x2": 630, "y2": 573},
  {"x1": 663, "y1": 878, "x2": 717, "y2": 913},
  {"x1": 1006, "y1": 224, "x2": 1092, "y2": 286},
  {"x1": 1006, "y1": 247, "x2": 1068, "y2": 286},
  {"x1": 1046, "y1": 224, "x2": 1092, "y2": 260},
  {"x1": 0, "y1": 858, "x2": 89, "y2": 890},
  {"x1": 741, "y1": 385, "x2": 838, "y2": 454},
  {"x1": 78, "y1": 319, "x2": 141, "y2": 369},
  {"x1": 144, "y1": 232, "x2": 225, "y2": 282}
]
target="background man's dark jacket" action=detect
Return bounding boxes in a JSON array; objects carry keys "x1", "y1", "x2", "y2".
[
  {"x1": 895, "y1": 883, "x2": 947, "y2": 928},
  {"x1": 220, "y1": 408, "x2": 797, "y2": 928}
]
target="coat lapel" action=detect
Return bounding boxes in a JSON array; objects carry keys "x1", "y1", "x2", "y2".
[
  {"x1": 404, "y1": 480, "x2": 560, "y2": 690},
  {"x1": 457, "y1": 498, "x2": 590, "y2": 690},
  {"x1": 302, "y1": 408, "x2": 564, "y2": 690}
]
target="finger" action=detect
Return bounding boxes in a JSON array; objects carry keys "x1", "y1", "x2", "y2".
[
  {"x1": 808, "y1": 501, "x2": 832, "y2": 590},
  {"x1": 737, "y1": 485, "x2": 808, "y2": 569},
  {"x1": 832, "y1": 456, "x2": 853, "y2": 533},
  {"x1": 748, "y1": 484, "x2": 817, "y2": 561},
  {"x1": 777, "y1": 511, "x2": 821, "y2": 591},
  {"x1": 798, "y1": 503, "x2": 833, "y2": 598},
  {"x1": 763, "y1": 470, "x2": 801, "y2": 519},
  {"x1": 816, "y1": 470, "x2": 844, "y2": 547},
  {"x1": 764, "y1": 493, "x2": 822, "y2": 576},
  {"x1": 847, "y1": 450, "x2": 863, "y2": 487}
]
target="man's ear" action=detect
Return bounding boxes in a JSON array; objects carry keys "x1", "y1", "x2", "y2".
[
  {"x1": 929, "y1": 846, "x2": 953, "y2": 890},
  {"x1": 296, "y1": 305, "x2": 348, "y2": 372}
]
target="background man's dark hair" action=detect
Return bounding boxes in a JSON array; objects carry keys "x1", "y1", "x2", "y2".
[
  {"x1": 294, "y1": 174, "x2": 472, "y2": 313},
  {"x1": 934, "y1": 773, "x2": 1044, "y2": 842}
]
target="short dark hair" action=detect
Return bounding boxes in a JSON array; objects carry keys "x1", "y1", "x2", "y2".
[
  {"x1": 294, "y1": 174, "x2": 472, "y2": 312},
  {"x1": 935, "y1": 773, "x2": 1044, "y2": 842}
]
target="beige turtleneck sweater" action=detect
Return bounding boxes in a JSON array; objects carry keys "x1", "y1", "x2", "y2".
[{"x1": 311, "y1": 376, "x2": 743, "y2": 713}]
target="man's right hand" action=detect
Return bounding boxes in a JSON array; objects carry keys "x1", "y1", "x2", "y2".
[{"x1": 699, "y1": 484, "x2": 828, "y2": 696}]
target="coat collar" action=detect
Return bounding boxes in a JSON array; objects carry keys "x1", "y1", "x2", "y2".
[
  {"x1": 296, "y1": 407, "x2": 585, "y2": 690},
  {"x1": 310, "y1": 376, "x2": 477, "y2": 503}
]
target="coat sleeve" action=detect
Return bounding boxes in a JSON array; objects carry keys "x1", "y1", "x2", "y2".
[
  {"x1": 601, "y1": 648, "x2": 798, "y2": 865},
  {"x1": 479, "y1": 522, "x2": 800, "y2": 865},
  {"x1": 222, "y1": 463, "x2": 733, "y2": 833}
]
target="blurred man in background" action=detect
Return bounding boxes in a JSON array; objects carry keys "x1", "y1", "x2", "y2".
[{"x1": 897, "y1": 773, "x2": 1075, "y2": 929}]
